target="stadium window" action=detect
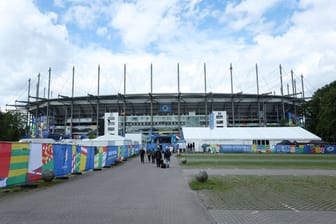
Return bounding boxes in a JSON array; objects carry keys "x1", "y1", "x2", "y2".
[
  {"x1": 266, "y1": 140, "x2": 269, "y2": 145},
  {"x1": 253, "y1": 140, "x2": 256, "y2": 144},
  {"x1": 262, "y1": 140, "x2": 265, "y2": 145}
]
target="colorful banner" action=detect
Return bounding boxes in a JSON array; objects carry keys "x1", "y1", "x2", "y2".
[
  {"x1": 79, "y1": 146, "x2": 88, "y2": 171},
  {"x1": 85, "y1": 146, "x2": 95, "y2": 171},
  {"x1": 71, "y1": 145, "x2": 81, "y2": 173},
  {"x1": 220, "y1": 144, "x2": 252, "y2": 153},
  {"x1": 6, "y1": 143, "x2": 30, "y2": 187},
  {"x1": 27, "y1": 143, "x2": 43, "y2": 182},
  {"x1": 53, "y1": 144, "x2": 72, "y2": 177},
  {"x1": 275, "y1": 145, "x2": 291, "y2": 153},
  {"x1": 134, "y1": 144, "x2": 140, "y2": 155},
  {"x1": 31, "y1": 117, "x2": 36, "y2": 138},
  {"x1": 42, "y1": 143, "x2": 54, "y2": 172},
  {"x1": 106, "y1": 146, "x2": 118, "y2": 166},
  {"x1": 118, "y1": 145, "x2": 123, "y2": 161},
  {"x1": 0, "y1": 143, "x2": 12, "y2": 188},
  {"x1": 325, "y1": 145, "x2": 336, "y2": 154},
  {"x1": 94, "y1": 146, "x2": 107, "y2": 169}
]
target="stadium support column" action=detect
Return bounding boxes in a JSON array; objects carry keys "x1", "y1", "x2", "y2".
[
  {"x1": 230, "y1": 63, "x2": 235, "y2": 127},
  {"x1": 301, "y1": 74, "x2": 305, "y2": 127},
  {"x1": 204, "y1": 63, "x2": 208, "y2": 127},
  {"x1": 256, "y1": 64, "x2": 261, "y2": 126},
  {"x1": 47, "y1": 68, "x2": 51, "y2": 134},
  {"x1": 36, "y1": 73, "x2": 40, "y2": 137},
  {"x1": 291, "y1": 69, "x2": 296, "y2": 119},
  {"x1": 177, "y1": 63, "x2": 181, "y2": 131},
  {"x1": 123, "y1": 64, "x2": 126, "y2": 136},
  {"x1": 279, "y1": 64, "x2": 285, "y2": 122},
  {"x1": 150, "y1": 63, "x2": 153, "y2": 132},
  {"x1": 70, "y1": 66, "x2": 75, "y2": 136},
  {"x1": 301, "y1": 74, "x2": 305, "y2": 100},
  {"x1": 97, "y1": 65, "x2": 100, "y2": 137},
  {"x1": 27, "y1": 78, "x2": 31, "y2": 137}
]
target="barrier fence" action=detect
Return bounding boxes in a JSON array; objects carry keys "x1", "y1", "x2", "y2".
[
  {"x1": 1, "y1": 142, "x2": 335, "y2": 188},
  {"x1": 0, "y1": 142, "x2": 140, "y2": 189},
  {"x1": 200, "y1": 143, "x2": 336, "y2": 154}
]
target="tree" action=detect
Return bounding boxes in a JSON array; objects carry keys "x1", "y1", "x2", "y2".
[
  {"x1": 303, "y1": 81, "x2": 336, "y2": 142},
  {"x1": 0, "y1": 111, "x2": 26, "y2": 141}
]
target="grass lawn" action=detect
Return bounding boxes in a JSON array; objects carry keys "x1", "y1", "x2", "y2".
[
  {"x1": 178, "y1": 153, "x2": 336, "y2": 169},
  {"x1": 182, "y1": 160, "x2": 336, "y2": 169},
  {"x1": 180, "y1": 153, "x2": 336, "y2": 160}
]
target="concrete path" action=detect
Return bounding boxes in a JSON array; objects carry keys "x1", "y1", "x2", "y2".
[{"x1": 0, "y1": 156, "x2": 215, "y2": 224}]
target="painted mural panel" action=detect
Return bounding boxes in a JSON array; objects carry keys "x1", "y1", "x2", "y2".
[
  {"x1": 27, "y1": 143, "x2": 42, "y2": 182},
  {"x1": 94, "y1": 146, "x2": 107, "y2": 169},
  {"x1": 6, "y1": 143, "x2": 30, "y2": 187},
  {"x1": 0, "y1": 143, "x2": 12, "y2": 188}
]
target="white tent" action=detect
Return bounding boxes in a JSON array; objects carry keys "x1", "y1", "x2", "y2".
[
  {"x1": 76, "y1": 134, "x2": 132, "y2": 147},
  {"x1": 182, "y1": 127, "x2": 321, "y2": 152}
]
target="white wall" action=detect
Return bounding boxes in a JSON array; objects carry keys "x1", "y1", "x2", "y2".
[{"x1": 104, "y1": 112, "x2": 119, "y2": 136}]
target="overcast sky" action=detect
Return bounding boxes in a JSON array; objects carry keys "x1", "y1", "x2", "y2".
[{"x1": 1, "y1": 0, "x2": 335, "y2": 111}]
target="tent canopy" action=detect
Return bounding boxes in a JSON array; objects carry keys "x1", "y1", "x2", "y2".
[{"x1": 182, "y1": 127, "x2": 321, "y2": 142}]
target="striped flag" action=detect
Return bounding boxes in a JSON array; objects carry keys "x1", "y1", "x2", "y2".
[
  {"x1": 71, "y1": 145, "x2": 76, "y2": 173},
  {"x1": 6, "y1": 143, "x2": 30, "y2": 187},
  {"x1": 80, "y1": 146, "x2": 88, "y2": 171}
]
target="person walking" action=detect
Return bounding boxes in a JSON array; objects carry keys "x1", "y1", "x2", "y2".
[
  {"x1": 151, "y1": 150, "x2": 156, "y2": 164},
  {"x1": 164, "y1": 147, "x2": 172, "y2": 168},
  {"x1": 139, "y1": 148, "x2": 145, "y2": 164},
  {"x1": 155, "y1": 148, "x2": 162, "y2": 168},
  {"x1": 146, "y1": 149, "x2": 152, "y2": 163}
]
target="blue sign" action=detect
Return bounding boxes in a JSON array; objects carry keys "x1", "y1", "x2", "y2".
[
  {"x1": 325, "y1": 145, "x2": 336, "y2": 154},
  {"x1": 159, "y1": 104, "x2": 172, "y2": 113},
  {"x1": 53, "y1": 144, "x2": 72, "y2": 177},
  {"x1": 210, "y1": 112, "x2": 214, "y2": 129}
]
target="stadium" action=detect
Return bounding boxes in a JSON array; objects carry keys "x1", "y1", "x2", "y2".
[{"x1": 12, "y1": 64, "x2": 305, "y2": 139}]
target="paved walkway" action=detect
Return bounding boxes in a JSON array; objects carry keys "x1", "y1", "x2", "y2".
[
  {"x1": 182, "y1": 167, "x2": 336, "y2": 224},
  {"x1": 2, "y1": 156, "x2": 336, "y2": 224},
  {"x1": 0, "y1": 156, "x2": 215, "y2": 224}
]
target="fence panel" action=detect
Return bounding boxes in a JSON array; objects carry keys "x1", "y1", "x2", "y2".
[
  {"x1": 6, "y1": 143, "x2": 30, "y2": 187},
  {"x1": 53, "y1": 144, "x2": 72, "y2": 177},
  {"x1": 0, "y1": 143, "x2": 12, "y2": 188}
]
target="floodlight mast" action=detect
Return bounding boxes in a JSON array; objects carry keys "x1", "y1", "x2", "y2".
[
  {"x1": 204, "y1": 62, "x2": 207, "y2": 127},
  {"x1": 97, "y1": 64, "x2": 100, "y2": 137},
  {"x1": 256, "y1": 64, "x2": 261, "y2": 126},
  {"x1": 230, "y1": 63, "x2": 235, "y2": 127},
  {"x1": 177, "y1": 63, "x2": 181, "y2": 131}
]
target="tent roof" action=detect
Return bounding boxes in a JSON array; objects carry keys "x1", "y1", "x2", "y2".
[
  {"x1": 182, "y1": 127, "x2": 321, "y2": 141},
  {"x1": 93, "y1": 134, "x2": 127, "y2": 141}
]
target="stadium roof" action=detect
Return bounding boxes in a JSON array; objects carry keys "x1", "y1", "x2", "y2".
[{"x1": 182, "y1": 127, "x2": 321, "y2": 142}]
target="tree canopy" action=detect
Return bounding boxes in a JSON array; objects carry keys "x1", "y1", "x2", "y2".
[
  {"x1": 303, "y1": 80, "x2": 336, "y2": 142},
  {"x1": 0, "y1": 111, "x2": 27, "y2": 141}
]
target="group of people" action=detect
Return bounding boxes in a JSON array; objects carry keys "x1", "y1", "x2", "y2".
[{"x1": 139, "y1": 146, "x2": 172, "y2": 168}]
